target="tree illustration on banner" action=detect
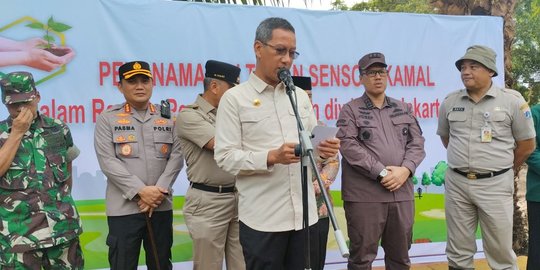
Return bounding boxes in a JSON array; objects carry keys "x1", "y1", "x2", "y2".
[{"x1": 26, "y1": 16, "x2": 71, "y2": 56}]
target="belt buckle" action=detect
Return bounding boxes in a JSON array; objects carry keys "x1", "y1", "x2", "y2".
[
  {"x1": 219, "y1": 185, "x2": 222, "y2": 193},
  {"x1": 467, "y1": 172, "x2": 477, "y2": 180}
]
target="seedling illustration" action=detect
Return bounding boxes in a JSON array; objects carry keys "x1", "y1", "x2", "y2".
[{"x1": 26, "y1": 16, "x2": 72, "y2": 56}]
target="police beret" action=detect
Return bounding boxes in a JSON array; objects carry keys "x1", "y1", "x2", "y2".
[
  {"x1": 118, "y1": 61, "x2": 152, "y2": 81},
  {"x1": 205, "y1": 60, "x2": 241, "y2": 85},
  {"x1": 358, "y1": 52, "x2": 387, "y2": 72},
  {"x1": 292, "y1": 76, "x2": 312, "y2": 90}
]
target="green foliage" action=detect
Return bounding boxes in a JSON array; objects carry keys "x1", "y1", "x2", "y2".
[
  {"x1": 25, "y1": 16, "x2": 72, "y2": 49},
  {"x1": 350, "y1": 0, "x2": 435, "y2": 14},
  {"x1": 431, "y1": 161, "x2": 447, "y2": 186},
  {"x1": 412, "y1": 174, "x2": 418, "y2": 185},
  {"x1": 421, "y1": 171, "x2": 431, "y2": 187},
  {"x1": 512, "y1": 0, "x2": 540, "y2": 105}
]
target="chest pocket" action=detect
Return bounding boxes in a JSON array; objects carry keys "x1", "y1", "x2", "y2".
[
  {"x1": 154, "y1": 131, "x2": 173, "y2": 159},
  {"x1": 113, "y1": 132, "x2": 139, "y2": 158},
  {"x1": 490, "y1": 111, "x2": 511, "y2": 137},
  {"x1": 448, "y1": 111, "x2": 467, "y2": 134},
  {"x1": 391, "y1": 115, "x2": 415, "y2": 145},
  {"x1": 0, "y1": 148, "x2": 31, "y2": 190},
  {"x1": 356, "y1": 119, "x2": 378, "y2": 144},
  {"x1": 239, "y1": 109, "x2": 272, "y2": 141},
  {"x1": 43, "y1": 128, "x2": 69, "y2": 182}
]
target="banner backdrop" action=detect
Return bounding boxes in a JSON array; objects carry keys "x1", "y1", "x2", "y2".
[{"x1": 0, "y1": 0, "x2": 503, "y2": 268}]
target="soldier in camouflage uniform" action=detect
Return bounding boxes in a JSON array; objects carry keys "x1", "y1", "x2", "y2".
[{"x1": 0, "y1": 71, "x2": 83, "y2": 269}]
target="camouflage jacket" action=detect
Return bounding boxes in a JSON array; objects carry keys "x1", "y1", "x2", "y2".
[{"x1": 0, "y1": 114, "x2": 82, "y2": 258}]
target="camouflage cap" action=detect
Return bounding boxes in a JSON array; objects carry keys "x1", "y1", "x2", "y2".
[{"x1": 1, "y1": 71, "x2": 38, "y2": 105}]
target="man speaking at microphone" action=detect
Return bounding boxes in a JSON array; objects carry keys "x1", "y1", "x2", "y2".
[{"x1": 214, "y1": 17, "x2": 340, "y2": 269}]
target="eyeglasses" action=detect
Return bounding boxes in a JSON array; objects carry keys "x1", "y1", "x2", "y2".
[
  {"x1": 262, "y1": 42, "x2": 300, "y2": 60},
  {"x1": 362, "y1": 69, "x2": 388, "y2": 77}
]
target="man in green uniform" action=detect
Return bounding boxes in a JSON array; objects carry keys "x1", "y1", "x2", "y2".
[
  {"x1": 0, "y1": 71, "x2": 83, "y2": 269},
  {"x1": 177, "y1": 60, "x2": 245, "y2": 270},
  {"x1": 526, "y1": 104, "x2": 540, "y2": 270}
]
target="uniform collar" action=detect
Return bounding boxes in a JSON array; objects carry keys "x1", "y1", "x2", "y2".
[
  {"x1": 361, "y1": 93, "x2": 391, "y2": 109},
  {"x1": 123, "y1": 102, "x2": 157, "y2": 114},
  {"x1": 195, "y1": 94, "x2": 216, "y2": 114},
  {"x1": 460, "y1": 82, "x2": 498, "y2": 98},
  {"x1": 248, "y1": 72, "x2": 286, "y2": 94}
]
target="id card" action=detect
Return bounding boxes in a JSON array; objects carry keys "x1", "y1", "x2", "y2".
[{"x1": 481, "y1": 126, "x2": 492, "y2": 143}]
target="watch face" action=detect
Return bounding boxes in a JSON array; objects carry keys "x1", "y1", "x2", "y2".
[{"x1": 381, "y1": 169, "x2": 388, "y2": 177}]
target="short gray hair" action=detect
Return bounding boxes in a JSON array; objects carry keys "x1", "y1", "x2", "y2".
[{"x1": 255, "y1": 17, "x2": 295, "y2": 43}]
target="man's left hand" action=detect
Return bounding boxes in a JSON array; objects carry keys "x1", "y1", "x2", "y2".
[
  {"x1": 317, "y1": 138, "x2": 340, "y2": 159},
  {"x1": 381, "y1": 166, "x2": 410, "y2": 192}
]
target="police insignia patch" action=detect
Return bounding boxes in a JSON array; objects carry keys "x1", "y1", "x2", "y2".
[
  {"x1": 154, "y1": 119, "x2": 168, "y2": 125},
  {"x1": 116, "y1": 136, "x2": 126, "y2": 142},
  {"x1": 161, "y1": 144, "x2": 169, "y2": 154},
  {"x1": 117, "y1": 119, "x2": 131, "y2": 124},
  {"x1": 116, "y1": 113, "x2": 130, "y2": 117},
  {"x1": 120, "y1": 144, "x2": 132, "y2": 156},
  {"x1": 127, "y1": 134, "x2": 136, "y2": 141}
]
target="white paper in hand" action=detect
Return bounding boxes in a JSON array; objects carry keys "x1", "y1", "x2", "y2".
[{"x1": 311, "y1": 125, "x2": 339, "y2": 147}]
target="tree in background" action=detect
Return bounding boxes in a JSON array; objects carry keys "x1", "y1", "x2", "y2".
[
  {"x1": 412, "y1": 174, "x2": 419, "y2": 185},
  {"x1": 512, "y1": 0, "x2": 540, "y2": 105},
  {"x1": 431, "y1": 161, "x2": 448, "y2": 186},
  {"x1": 421, "y1": 171, "x2": 432, "y2": 193}
]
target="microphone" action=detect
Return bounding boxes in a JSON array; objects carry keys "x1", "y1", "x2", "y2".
[{"x1": 277, "y1": 68, "x2": 296, "y2": 93}]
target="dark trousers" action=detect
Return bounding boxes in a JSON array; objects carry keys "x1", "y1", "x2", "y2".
[
  {"x1": 310, "y1": 217, "x2": 330, "y2": 270},
  {"x1": 344, "y1": 201, "x2": 414, "y2": 270},
  {"x1": 107, "y1": 210, "x2": 173, "y2": 270},
  {"x1": 528, "y1": 201, "x2": 540, "y2": 270},
  {"x1": 239, "y1": 221, "x2": 320, "y2": 270}
]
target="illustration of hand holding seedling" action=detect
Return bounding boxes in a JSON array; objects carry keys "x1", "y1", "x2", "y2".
[{"x1": 0, "y1": 16, "x2": 75, "y2": 72}]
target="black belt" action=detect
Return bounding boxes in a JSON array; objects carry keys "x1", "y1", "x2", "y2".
[
  {"x1": 452, "y1": 168, "x2": 511, "y2": 180},
  {"x1": 190, "y1": 182, "x2": 235, "y2": 193}
]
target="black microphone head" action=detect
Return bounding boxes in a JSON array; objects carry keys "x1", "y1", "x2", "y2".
[{"x1": 277, "y1": 68, "x2": 291, "y2": 82}]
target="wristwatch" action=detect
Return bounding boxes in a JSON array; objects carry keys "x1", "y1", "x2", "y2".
[{"x1": 377, "y1": 168, "x2": 388, "y2": 182}]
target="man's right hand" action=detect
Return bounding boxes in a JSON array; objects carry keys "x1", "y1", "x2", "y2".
[
  {"x1": 137, "y1": 186, "x2": 168, "y2": 208},
  {"x1": 12, "y1": 107, "x2": 33, "y2": 135},
  {"x1": 267, "y1": 142, "x2": 301, "y2": 166}
]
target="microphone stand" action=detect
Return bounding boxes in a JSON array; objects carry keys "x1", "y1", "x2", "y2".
[{"x1": 284, "y1": 81, "x2": 349, "y2": 270}]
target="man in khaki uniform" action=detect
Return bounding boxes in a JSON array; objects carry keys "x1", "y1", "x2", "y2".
[
  {"x1": 437, "y1": 45, "x2": 536, "y2": 270},
  {"x1": 176, "y1": 60, "x2": 245, "y2": 270},
  {"x1": 94, "y1": 61, "x2": 183, "y2": 270}
]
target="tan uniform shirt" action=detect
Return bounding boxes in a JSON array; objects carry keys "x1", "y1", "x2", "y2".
[
  {"x1": 214, "y1": 72, "x2": 318, "y2": 232},
  {"x1": 94, "y1": 103, "x2": 184, "y2": 216},
  {"x1": 437, "y1": 85, "x2": 535, "y2": 172},
  {"x1": 176, "y1": 95, "x2": 235, "y2": 186}
]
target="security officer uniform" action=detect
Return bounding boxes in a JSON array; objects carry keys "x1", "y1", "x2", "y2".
[
  {"x1": 0, "y1": 72, "x2": 83, "y2": 269},
  {"x1": 337, "y1": 53, "x2": 426, "y2": 269},
  {"x1": 176, "y1": 60, "x2": 245, "y2": 270},
  {"x1": 94, "y1": 61, "x2": 183, "y2": 270},
  {"x1": 437, "y1": 46, "x2": 535, "y2": 269}
]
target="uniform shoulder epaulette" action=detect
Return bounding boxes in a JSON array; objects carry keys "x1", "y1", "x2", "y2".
[
  {"x1": 501, "y1": 88, "x2": 524, "y2": 99},
  {"x1": 184, "y1": 103, "x2": 199, "y2": 109},
  {"x1": 105, "y1": 104, "x2": 124, "y2": 112}
]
